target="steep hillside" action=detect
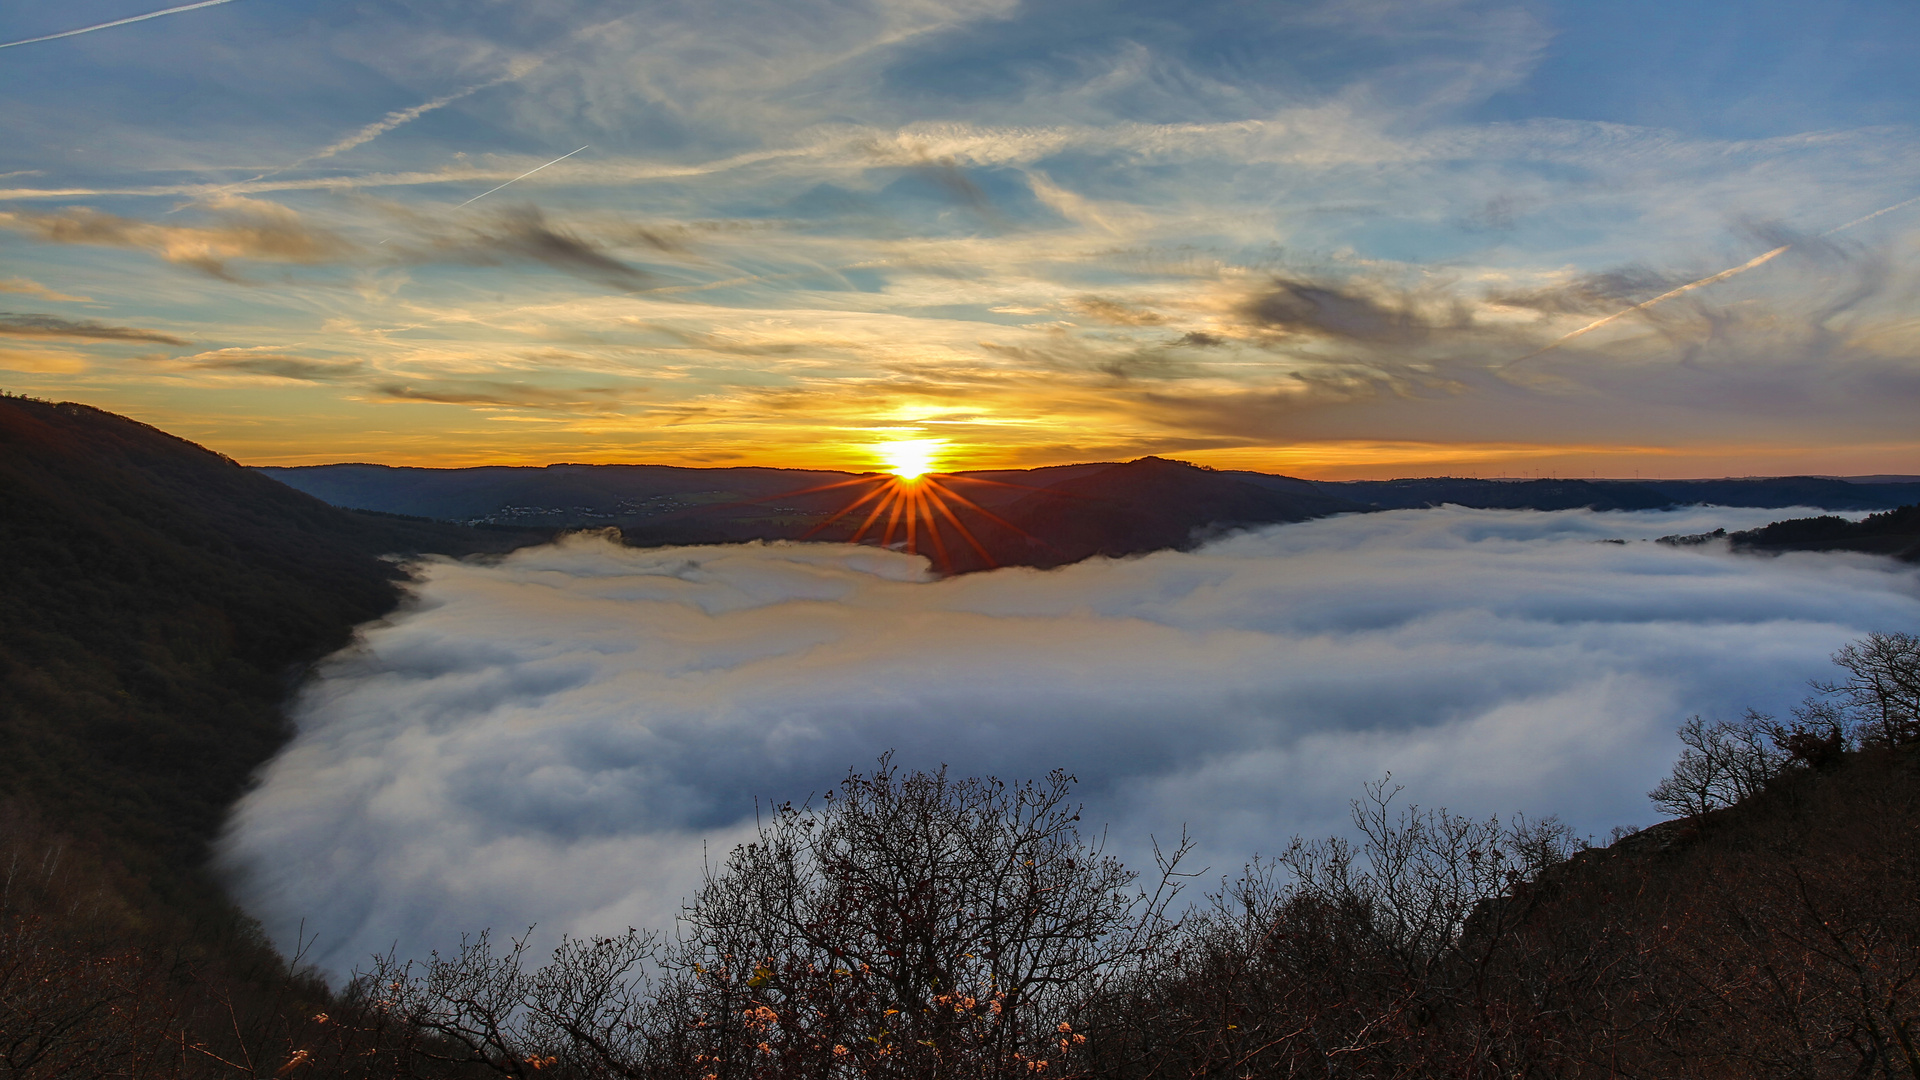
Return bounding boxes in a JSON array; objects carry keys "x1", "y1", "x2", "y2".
[
  {"x1": 1487, "y1": 742, "x2": 1920, "y2": 1076},
  {"x1": 0, "y1": 394, "x2": 545, "y2": 906}
]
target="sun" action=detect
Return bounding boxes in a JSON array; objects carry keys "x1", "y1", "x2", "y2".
[
  {"x1": 876, "y1": 438, "x2": 942, "y2": 479},
  {"x1": 740, "y1": 439, "x2": 1038, "y2": 573}
]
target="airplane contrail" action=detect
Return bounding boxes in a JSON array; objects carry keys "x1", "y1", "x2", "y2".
[
  {"x1": 1819, "y1": 193, "x2": 1920, "y2": 236},
  {"x1": 456, "y1": 145, "x2": 590, "y2": 207},
  {"x1": 239, "y1": 77, "x2": 511, "y2": 187},
  {"x1": 1508, "y1": 245, "x2": 1790, "y2": 363},
  {"x1": 0, "y1": 0, "x2": 240, "y2": 50},
  {"x1": 1511, "y1": 192, "x2": 1920, "y2": 364}
]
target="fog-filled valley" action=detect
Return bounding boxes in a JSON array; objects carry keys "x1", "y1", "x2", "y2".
[
  {"x1": 6, "y1": 395, "x2": 1920, "y2": 1076},
  {"x1": 221, "y1": 506, "x2": 1920, "y2": 976}
]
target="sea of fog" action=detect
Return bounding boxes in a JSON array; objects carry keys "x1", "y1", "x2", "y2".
[{"x1": 219, "y1": 506, "x2": 1920, "y2": 978}]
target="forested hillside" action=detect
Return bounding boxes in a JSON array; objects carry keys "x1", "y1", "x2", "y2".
[
  {"x1": 267, "y1": 459, "x2": 1920, "y2": 534},
  {"x1": 1733, "y1": 503, "x2": 1920, "y2": 560}
]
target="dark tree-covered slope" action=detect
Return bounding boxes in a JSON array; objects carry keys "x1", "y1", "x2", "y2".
[
  {"x1": 1296, "y1": 475, "x2": 1676, "y2": 511},
  {"x1": 1300, "y1": 474, "x2": 1920, "y2": 512},
  {"x1": 1639, "y1": 475, "x2": 1920, "y2": 510},
  {"x1": 1732, "y1": 503, "x2": 1920, "y2": 561},
  {"x1": 0, "y1": 394, "x2": 546, "y2": 905},
  {"x1": 983, "y1": 456, "x2": 1366, "y2": 568}
]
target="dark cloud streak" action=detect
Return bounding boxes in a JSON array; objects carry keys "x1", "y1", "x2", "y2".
[
  {"x1": 0, "y1": 204, "x2": 355, "y2": 281},
  {"x1": 404, "y1": 205, "x2": 659, "y2": 293},
  {"x1": 187, "y1": 354, "x2": 368, "y2": 381},
  {"x1": 0, "y1": 312, "x2": 188, "y2": 345},
  {"x1": 1242, "y1": 278, "x2": 1468, "y2": 346},
  {"x1": 371, "y1": 379, "x2": 635, "y2": 409}
]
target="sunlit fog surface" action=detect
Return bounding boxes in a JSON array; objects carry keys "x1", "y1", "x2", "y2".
[{"x1": 221, "y1": 507, "x2": 1920, "y2": 976}]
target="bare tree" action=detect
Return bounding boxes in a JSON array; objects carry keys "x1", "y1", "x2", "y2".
[
  {"x1": 1649, "y1": 712, "x2": 1786, "y2": 817},
  {"x1": 1650, "y1": 632, "x2": 1920, "y2": 820},
  {"x1": 354, "y1": 926, "x2": 665, "y2": 1078},
  {"x1": 1813, "y1": 630, "x2": 1920, "y2": 747}
]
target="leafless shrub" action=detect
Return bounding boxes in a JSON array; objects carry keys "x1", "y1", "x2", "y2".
[
  {"x1": 0, "y1": 804, "x2": 379, "y2": 1079},
  {"x1": 1278, "y1": 780, "x2": 1523, "y2": 967},
  {"x1": 1077, "y1": 780, "x2": 1592, "y2": 1077},
  {"x1": 352, "y1": 926, "x2": 664, "y2": 1077}
]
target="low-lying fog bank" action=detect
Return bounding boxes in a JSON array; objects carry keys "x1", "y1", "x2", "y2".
[{"x1": 220, "y1": 506, "x2": 1920, "y2": 977}]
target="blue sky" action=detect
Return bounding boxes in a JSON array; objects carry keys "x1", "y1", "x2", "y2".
[{"x1": 2, "y1": 0, "x2": 1916, "y2": 474}]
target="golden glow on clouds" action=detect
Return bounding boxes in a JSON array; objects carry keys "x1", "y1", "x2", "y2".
[
  {"x1": 0, "y1": 346, "x2": 90, "y2": 374},
  {"x1": 3, "y1": 0, "x2": 1918, "y2": 478}
]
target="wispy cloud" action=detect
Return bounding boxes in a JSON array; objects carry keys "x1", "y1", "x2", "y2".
[
  {"x1": 0, "y1": 344, "x2": 91, "y2": 374},
  {"x1": 1068, "y1": 296, "x2": 1169, "y2": 326},
  {"x1": 258, "y1": 72, "x2": 532, "y2": 179},
  {"x1": 1239, "y1": 277, "x2": 1471, "y2": 347},
  {"x1": 1509, "y1": 192, "x2": 1920, "y2": 365},
  {"x1": 0, "y1": 277, "x2": 92, "y2": 303}
]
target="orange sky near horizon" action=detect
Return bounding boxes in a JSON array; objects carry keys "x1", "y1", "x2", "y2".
[
  {"x1": 23, "y1": 382, "x2": 1914, "y2": 482},
  {"x1": 5, "y1": 0, "x2": 1919, "y2": 485}
]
